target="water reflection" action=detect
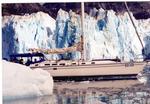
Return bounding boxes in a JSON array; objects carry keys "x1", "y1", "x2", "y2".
[
  {"x1": 54, "y1": 84, "x2": 150, "y2": 104},
  {"x1": 54, "y1": 87, "x2": 109, "y2": 104},
  {"x1": 3, "y1": 81, "x2": 150, "y2": 104},
  {"x1": 109, "y1": 84, "x2": 150, "y2": 104},
  {"x1": 3, "y1": 96, "x2": 56, "y2": 104}
]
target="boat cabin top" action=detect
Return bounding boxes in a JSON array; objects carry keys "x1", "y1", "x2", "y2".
[{"x1": 9, "y1": 53, "x2": 46, "y2": 66}]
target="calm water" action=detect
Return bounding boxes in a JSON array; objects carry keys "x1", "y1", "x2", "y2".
[{"x1": 3, "y1": 80, "x2": 150, "y2": 104}]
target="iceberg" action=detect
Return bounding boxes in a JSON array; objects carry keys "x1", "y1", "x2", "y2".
[
  {"x1": 2, "y1": 9, "x2": 150, "y2": 61},
  {"x1": 137, "y1": 65, "x2": 150, "y2": 85},
  {"x1": 2, "y1": 60, "x2": 53, "y2": 100}
]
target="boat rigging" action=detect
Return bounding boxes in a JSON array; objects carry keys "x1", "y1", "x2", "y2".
[{"x1": 124, "y1": 2, "x2": 144, "y2": 50}]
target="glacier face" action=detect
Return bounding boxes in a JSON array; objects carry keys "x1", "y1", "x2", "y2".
[
  {"x1": 2, "y1": 12, "x2": 57, "y2": 60},
  {"x1": 2, "y1": 9, "x2": 150, "y2": 61},
  {"x1": 84, "y1": 9, "x2": 142, "y2": 60},
  {"x1": 55, "y1": 9, "x2": 81, "y2": 60}
]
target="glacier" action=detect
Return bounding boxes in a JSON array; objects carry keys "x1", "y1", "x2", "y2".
[
  {"x1": 2, "y1": 8, "x2": 150, "y2": 61},
  {"x1": 2, "y1": 12, "x2": 57, "y2": 60}
]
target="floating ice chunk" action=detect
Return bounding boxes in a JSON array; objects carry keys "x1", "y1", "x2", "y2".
[{"x1": 3, "y1": 60, "x2": 53, "y2": 100}]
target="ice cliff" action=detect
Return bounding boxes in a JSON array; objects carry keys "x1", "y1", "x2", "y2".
[
  {"x1": 2, "y1": 8, "x2": 150, "y2": 61},
  {"x1": 2, "y1": 12, "x2": 57, "y2": 60}
]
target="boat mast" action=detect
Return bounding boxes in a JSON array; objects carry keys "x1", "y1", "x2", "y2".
[
  {"x1": 81, "y1": 2, "x2": 86, "y2": 61},
  {"x1": 125, "y1": 2, "x2": 144, "y2": 50}
]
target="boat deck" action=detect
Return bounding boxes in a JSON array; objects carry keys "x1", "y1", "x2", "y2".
[{"x1": 31, "y1": 61, "x2": 148, "y2": 81}]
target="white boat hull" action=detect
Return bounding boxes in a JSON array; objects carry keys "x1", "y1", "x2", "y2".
[{"x1": 31, "y1": 61, "x2": 146, "y2": 77}]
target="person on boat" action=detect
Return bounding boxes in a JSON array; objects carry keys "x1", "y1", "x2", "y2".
[
  {"x1": 19, "y1": 58, "x2": 24, "y2": 64},
  {"x1": 116, "y1": 56, "x2": 121, "y2": 62},
  {"x1": 25, "y1": 59, "x2": 31, "y2": 66},
  {"x1": 34, "y1": 58, "x2": 37, "y2": 62}
]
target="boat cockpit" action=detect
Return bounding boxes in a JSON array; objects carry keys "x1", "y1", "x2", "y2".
[{"x1": 9, "y1": 53, "x2": 46, "y2": 66}]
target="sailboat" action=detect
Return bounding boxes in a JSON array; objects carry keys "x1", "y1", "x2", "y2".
[{"x1": 29, "y1": 2, "x2": 148, "y2": 81}]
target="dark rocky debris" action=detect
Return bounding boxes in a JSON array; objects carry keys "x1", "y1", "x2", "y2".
[{"x1": 2, "y1": 2, "x2": 150, "y2": 19}]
